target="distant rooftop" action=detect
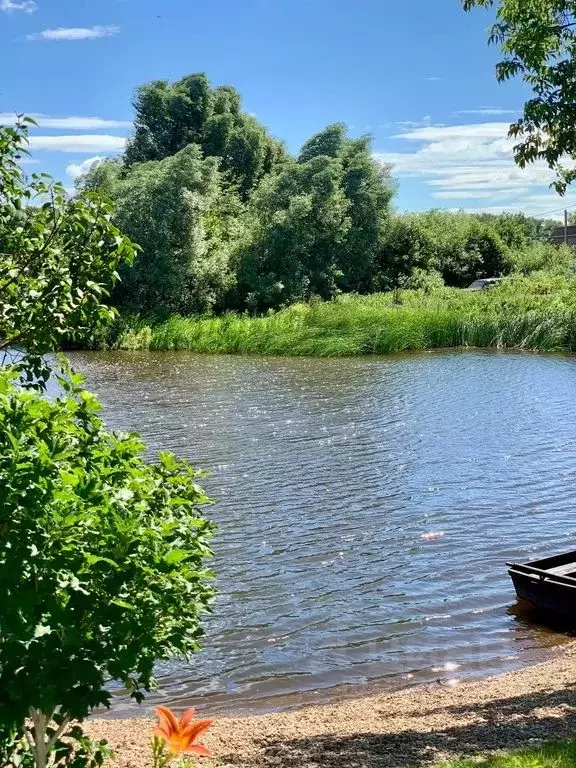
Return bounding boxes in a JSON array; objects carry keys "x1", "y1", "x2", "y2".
[{"x1": 550, "y1": 225, "x2": 576, "y2": 245}]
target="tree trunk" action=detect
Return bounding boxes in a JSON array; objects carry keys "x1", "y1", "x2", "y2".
[{"x1": 30, "y1": 709, "x2": 48, "y2": 768}]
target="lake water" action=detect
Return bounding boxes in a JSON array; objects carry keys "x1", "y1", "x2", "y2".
[{"x1": 68, "y1": 349, "x2": 576, "y2": 717}]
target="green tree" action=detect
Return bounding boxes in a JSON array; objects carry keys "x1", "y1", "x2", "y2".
[
  {"x1": 376, "y1": 211, "x2": 511, "y2": 289},
  {"x1": 375, "y1": 214, "x2": 436, "y2": 291},
  {"x1": 338, "y1": 136, "x2": 395, "y2": 292},
  {"x1": 298, "y1": 125, "x2": 394, "y2": 292},
  {"x1": 125, "y1": 73, "x2": 286, "y2": 198},
  {"x1": 236, "y1": 124, "x2": 394, "y2": 310},
  {"x1": 236, "y1": 154, "x2": 351, "y2": 310},
  {"x1": 297, "y1": 122, "x2": 347, "y2": 163},
  {"x1": 112, "y1": 144, "x2": 239, "y2": 316},
  {"x1": 0, "y1": 119, "x2": 136, "y2": 385},
  {"x1": 474, "y1": 212, "x2": 557, "y2": 248},
  {"x1": 0, "y1": 369, "x2": 215, "y2": 768},
  {"x1": 0, "y1": 119, "x2": 216, "y2": 768},
  {"x1": 463, "y1": 0, "x2": 576, "y2": 192},
  {"x1": 75, "y1": 157, "x2": 122, "y2": 197}
]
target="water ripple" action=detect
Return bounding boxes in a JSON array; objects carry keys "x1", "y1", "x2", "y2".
[{"x1": 68, "y1": 349, "x2": 576, "y2": 717}]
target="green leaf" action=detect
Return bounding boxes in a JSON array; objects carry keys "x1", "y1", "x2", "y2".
[
  {"x1": 34, "y1": 624, "x2": 52, "y2": 638},
  {"x1": 110, "y1": 598, "x2": 137, "y2": 610}
]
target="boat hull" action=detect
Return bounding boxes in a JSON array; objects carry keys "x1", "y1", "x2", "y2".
[{"x1": 509, "y1": 568, "x2": 576, "y2": 620}]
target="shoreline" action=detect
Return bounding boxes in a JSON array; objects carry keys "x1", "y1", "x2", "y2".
[{"x1": 87, "y1": 642, "x2": 576, "y2": 767}]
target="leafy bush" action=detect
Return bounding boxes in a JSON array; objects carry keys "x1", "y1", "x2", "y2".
[
  {"x1": 402, "y1": 267, "x2": 445, "y2": 292},
  {"x1": 507, "y1": 242, "x2": 576, "y2": 275},
  {"x1": 0, "y1": 119, "x2": 136, "y2": 385},
  {"x1": 0, "y1": 369, "x2": 215, "y2": 768},
  {"x1": 0, "y1": 118, "x2": 216, "y2": 768},
  {"x1": 376, "y1": 211, "x2": 512, "y2": 289}
]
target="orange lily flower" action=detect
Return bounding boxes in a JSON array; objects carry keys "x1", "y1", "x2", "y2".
[{"x1": 154, "y1": 706, "x2": 214, "y2": 757}]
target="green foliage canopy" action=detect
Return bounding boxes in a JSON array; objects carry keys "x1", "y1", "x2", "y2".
[
  {"x1": 0, "y1": 119, "x2": 136, "y2": 384},
  {"x1": 0, "y1": 369, "x2": 215, "y2": 764},
  {"x1": 125, "y1": 73, "x2": 286, "y2": 198},
  {"x1": 463, "y1": 0, "x2": 576, "y2": 192},
  {"x1": 376, "y1": 210, "x2": 512, "y2": 289},
  {"x1": 112, "y1": 144, "x2": 240, "y2": 315},
  {"x1": 0, "y1": 120, "x2": 216, "y2": 768},
  {"x1": 236, "y1": 124, "x2": 394, "y2": 310}
]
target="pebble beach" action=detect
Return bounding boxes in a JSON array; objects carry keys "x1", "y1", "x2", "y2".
[{"x1": 87, "y1": 643, "x2": 576, "y2": 768}]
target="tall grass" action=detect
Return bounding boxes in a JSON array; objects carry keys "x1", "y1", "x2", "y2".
[
  {"x1": 438, "y1": 740, "x2": 576, "y2": 768},
  {"x1": 115, "y1": 273, "x2": 576, "y2": 356}
]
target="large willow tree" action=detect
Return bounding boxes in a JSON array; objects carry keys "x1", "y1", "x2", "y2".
[
  {"x1": 125, "y1": 73, "x2": 286, "y2": 198},
  {"x1": 235, "y1": 123, "x2": 395, "y2": 311},
  {"x1": 81, "y1": 78, "x2": 395, "y2": 315}
]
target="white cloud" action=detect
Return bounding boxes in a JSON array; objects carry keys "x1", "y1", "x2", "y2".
[
  {"x1": 394, "y1": 122, "x2": 513, "y2": 140},
  {"x1": 424, "y1": 76, "x2": 442, "y2": 82},
  {"x1": 392, "y1": 116, "x2": 435, "y2": 130},
  {"x1": 0, "y1": 0, "x2": 36, "y2": 12},
  {"x1": 455, "y1": 108, "x2": 518, "y2": 117},
  {"x1": 455, "y1": 202, "x2": 576, "y2": 221},
  {"x1": 375, "y1": 120, "x2": 573, "y2": 216},
  {"x1": 27, "y1": 25, "x2": 120, "y2": 41},
  {"x1": 28, "y1": 134, "x2": 126, "y2": 152},
  {"x1": 66, "y1": 156, "x2": 105, "y2": 180},
  {"x1": 0, "y1": 113, "x2": 131, "y2": 130},
  {"x1": 433, "y1": 189, "x2": 530, "y2": 201}
]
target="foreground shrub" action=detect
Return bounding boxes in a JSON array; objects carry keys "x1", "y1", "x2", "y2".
[
  {"x1": 0, "y1": 369, "x2": 215, "y2": 768},
  {"x1": 0, "y1": 118, "x2": 136, "y2": 386}
]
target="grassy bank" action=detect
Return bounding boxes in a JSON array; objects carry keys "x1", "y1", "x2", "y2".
[
  {"x1": 113, "y1": 273, "x2": 576, "y2": 356},
  {"x1": 440, "y1": 741, "x2": 576, "y2": 768}
]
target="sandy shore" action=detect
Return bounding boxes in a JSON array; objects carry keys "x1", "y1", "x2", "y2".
[{"x1": 87, "y1": 645, "x2": 576, "y2": 768}]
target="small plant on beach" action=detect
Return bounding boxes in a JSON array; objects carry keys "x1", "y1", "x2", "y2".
[{"x1": 152, "y1": 707, "x2": 214, "y2": 768}]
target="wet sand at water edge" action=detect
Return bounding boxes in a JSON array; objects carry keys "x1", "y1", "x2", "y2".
[{"x1": 87, "y1": 643, "x2": 576, "y2": 768}]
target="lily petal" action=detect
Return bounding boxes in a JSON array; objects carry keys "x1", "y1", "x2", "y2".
[
  {"x1": 184, "y1": 719, "x2": 214, "y2": 744},
  {"x1": 188, "y1": 744, "x2": 213, "y2": 757},
  {"x1": 155, "y1": 706, "x2": 179, "y2": 738},
  {"x1": 179, "y1": 708, "x2": 196, "y2": 728},
  {"x1": 153, "y1": 725, "x2": 173, "y2": 743}
]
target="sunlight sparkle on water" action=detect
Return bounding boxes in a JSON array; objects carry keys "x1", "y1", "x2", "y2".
[{"x1": 421, "y1": 531, "x2": 445, "y2": 540}]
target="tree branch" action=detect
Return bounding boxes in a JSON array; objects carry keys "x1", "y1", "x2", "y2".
[
  {"x1": 0, "y1": 332, "x2": 25, "y2": 352},
  {"x1": 46, "y1": 716, "x2": 71, "y2": 751}
]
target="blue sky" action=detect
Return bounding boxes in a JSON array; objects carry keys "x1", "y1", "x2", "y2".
[{"x1": 0, "y1": 0, "x2": 572, "y2": 219}]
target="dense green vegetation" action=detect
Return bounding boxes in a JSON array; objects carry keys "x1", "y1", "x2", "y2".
[
  {"x1": 0, "y1": 121, "x2": 215, "y2": 768},
  {"x1": 80, "y1": 72, "x2": 566, "y2": 326},
  {"x1": 439, "y1": 740, "x2": 576, "y2": 768},
  {"x1": 107, "y1": 273, "x2": 576, "y2": 356}
]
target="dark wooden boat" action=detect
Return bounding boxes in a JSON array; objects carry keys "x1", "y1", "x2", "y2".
[{"x1": 508, "y1": 550, "x2": 576, "y2": 620}]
